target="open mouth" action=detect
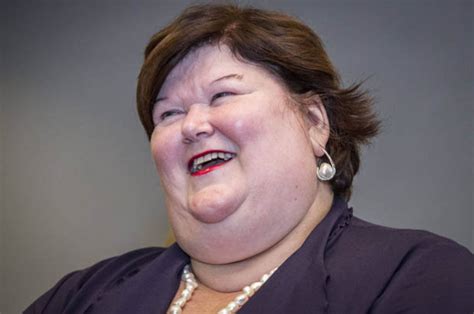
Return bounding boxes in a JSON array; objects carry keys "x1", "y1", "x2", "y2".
[{"x1": 188, "y1": 151, "x2": 236, "y2": 176}]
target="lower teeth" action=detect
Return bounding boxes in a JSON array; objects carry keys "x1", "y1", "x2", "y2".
[{"x1": 191, "y1": 158, "x2": 232, "y2": 174}]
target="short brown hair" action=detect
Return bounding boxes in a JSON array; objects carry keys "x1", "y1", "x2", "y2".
[{"x1": 136, "y1": 4, "x2": 380, "y2": 200}]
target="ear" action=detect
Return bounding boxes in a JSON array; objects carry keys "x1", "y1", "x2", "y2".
[{"x1": 305, "y1": 95, "x2": 330, "y2": 158}]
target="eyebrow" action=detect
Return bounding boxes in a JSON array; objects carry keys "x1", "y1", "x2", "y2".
[
  {"x1": 154, "y1": 97, "x2": 166, "y2": 104},
  {"x1": 154, "y1": 74, "x2": 244, "y2": 104},
  {"x1": 211, "y1": 73, "x2": 243, "y2": 84}
]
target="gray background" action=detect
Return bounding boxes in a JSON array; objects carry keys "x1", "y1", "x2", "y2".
[{"x1": 1, "y1": 0, "x2": 472, "y2": 313}]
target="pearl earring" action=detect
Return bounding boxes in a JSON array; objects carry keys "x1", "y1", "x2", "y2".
[{"x1": 317, "y1": 147, "x2": 336, "y2": 181}]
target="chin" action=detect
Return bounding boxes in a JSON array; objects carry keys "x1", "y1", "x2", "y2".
[
  {"x1": 180, "y1": 227, "x2": 288, "y2": 265},
  {"x1": 190, "y1": 249, "x2": 253, "y2": 265},
  {"x1": 176, "y1": 229, "x2": 252, "y2": 265}
]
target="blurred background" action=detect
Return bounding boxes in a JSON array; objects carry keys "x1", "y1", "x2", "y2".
[{"x1": 1, "y1": 0, "x2": 472, "y2": 313}]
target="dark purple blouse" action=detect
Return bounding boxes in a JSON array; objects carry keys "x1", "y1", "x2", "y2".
[{"x1": 25, "y1": 198, "x2": 473, "y2": 313}]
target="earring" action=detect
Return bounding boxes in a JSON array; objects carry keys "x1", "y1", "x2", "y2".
[{"x1": 317, "y1": 147, "x2": 336, "y2": 181}]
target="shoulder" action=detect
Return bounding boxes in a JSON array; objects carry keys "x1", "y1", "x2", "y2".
[
  {"x1": 347, "y1": 216, "x2": 472, "y2": 269},
  {"x1": 24, "y1": 247, "x2": 166, "y2": 313},
  {"x1": 341, "y1": 215, "x2": 470, "y2": 255},
  {"x1": 327, "y1": 213, "x2": 473, "y2": 273},
  {"x1": 326, "y1": 216, "x2": 473, "y2": 313}
]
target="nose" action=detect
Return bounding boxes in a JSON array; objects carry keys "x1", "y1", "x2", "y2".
[{"x1": 181, "y1": 104, "x2": 214, "y2": 144}]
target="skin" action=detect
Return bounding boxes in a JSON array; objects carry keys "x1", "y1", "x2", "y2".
[{"x1": 151, "y1": 45, "x2": 333, "y2": 307}]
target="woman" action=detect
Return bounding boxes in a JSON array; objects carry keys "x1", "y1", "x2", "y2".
[{"x1": 25, "y1": 4, "x2": 472, "y2": 314}]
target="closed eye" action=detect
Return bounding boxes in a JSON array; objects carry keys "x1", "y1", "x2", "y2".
[
  {"x1": 160, "y1": 109, "x2": 184, "y2": 121},
  {"x1": 211, "y1": 91, "x2": 235, "y2": 102}
]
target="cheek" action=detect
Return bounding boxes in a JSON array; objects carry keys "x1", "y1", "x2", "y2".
[
  {"x1": 150, "y1": 126, "x2": 182, "y2": 175},
  {"x1": 218, "y1": 105, "x2": 266, "y2": 145}
]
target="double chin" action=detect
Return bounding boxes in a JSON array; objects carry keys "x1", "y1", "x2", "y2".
[{"x1": 188, "y1": 184, "x2": 244, "y2": 224}]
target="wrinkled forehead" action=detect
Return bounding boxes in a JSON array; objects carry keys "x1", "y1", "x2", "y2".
[
  {"x1": 158, "y1": 43, "x2": 282, "y2": 97},
  {"x1": 159, "y1": 45, "x2": 234, "y2": 92}
]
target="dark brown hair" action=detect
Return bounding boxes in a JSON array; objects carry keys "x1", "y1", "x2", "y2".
[{"x1": 136, "y1": 3, "x2": 380, "y2": 200}]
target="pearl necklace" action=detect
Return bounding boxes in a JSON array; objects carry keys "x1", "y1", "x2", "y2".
[{"x1": 167, "y1": 264, "x2": 278, "y2": 314}]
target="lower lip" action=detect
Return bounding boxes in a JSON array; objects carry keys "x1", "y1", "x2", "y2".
[{"x1": 190, "y1": 160, "x2": 232, "y2": 177}]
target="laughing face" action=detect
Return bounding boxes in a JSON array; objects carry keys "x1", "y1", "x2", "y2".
[{"x1": 151, "y1": 45, "x2": 329, "y2": 264}]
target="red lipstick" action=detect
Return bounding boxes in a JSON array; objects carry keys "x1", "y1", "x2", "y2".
[{"x1": 188, "y1": 150, "x2": 235, "y2": 176}]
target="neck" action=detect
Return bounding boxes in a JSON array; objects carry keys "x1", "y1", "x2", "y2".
[{"x1": 190, "y1": 185, "x2": 334, "y2": 292}]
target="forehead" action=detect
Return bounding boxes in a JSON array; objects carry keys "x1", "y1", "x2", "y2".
[
  {"x1": 168, "y1": 45, "x2": 233, "y2": 78},
  {"x1": 159, "y1": 44, "x2": 277, "y2": 94}
]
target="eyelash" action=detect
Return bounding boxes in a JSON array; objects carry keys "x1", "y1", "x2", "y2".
[
  {"x1": 211, "y1": 91, "x2": 234, "y2": 102},
  {"x1": 157, "y1": 91, "x2": 235, "y2": 122},
  {"x1": 159, "y1": 109, "x2": 183, "y2": 121}
]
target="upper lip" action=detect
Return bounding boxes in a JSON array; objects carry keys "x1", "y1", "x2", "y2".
[{"x1": 188, "y1": 150, "x2": 236, "y2": 171}]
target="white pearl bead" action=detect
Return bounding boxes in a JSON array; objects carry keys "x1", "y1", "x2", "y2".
[
  {"x1": 174, "y1": 264, "x2": 278, "y2": 313},
  {"x1": 318, "y1": 163, "x2": 335, "y2": 180},
  {"x1": 167, "y1": 305, "x2": 182, "y2": 314},
  {"x1": 181, "y1": 288, "x2": 192, "y2": 300},
  {"x1": 183, "y1": 272, "x2": 195, "y2": 281},
  {"x1": 235, "y1": 293, "x2": 249, "y2": 305},
  {"x1": 250, "y1": 281, "x2": 263, "y2": 291},
  {"x1": 243, "y1": 285, "x2": 254, "y2": 296},
  {"x1": 175, "y1": 297, "x2": 187, "y2": 307},
  {"x1": 186, "y1": 281, "x2": 197, "y2": 290},
  {"x1": 226, "y1": 301, "x2": 239, "y2": 312}
]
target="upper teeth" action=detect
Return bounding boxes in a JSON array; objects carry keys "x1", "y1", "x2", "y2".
[{"x1": 192, "y1": 152, "x2": 235, "y2": 169}]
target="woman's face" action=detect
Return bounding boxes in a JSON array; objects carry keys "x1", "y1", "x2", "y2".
[{"x1": 151, "y1": 45, "x2": 325, "y2": 264}]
